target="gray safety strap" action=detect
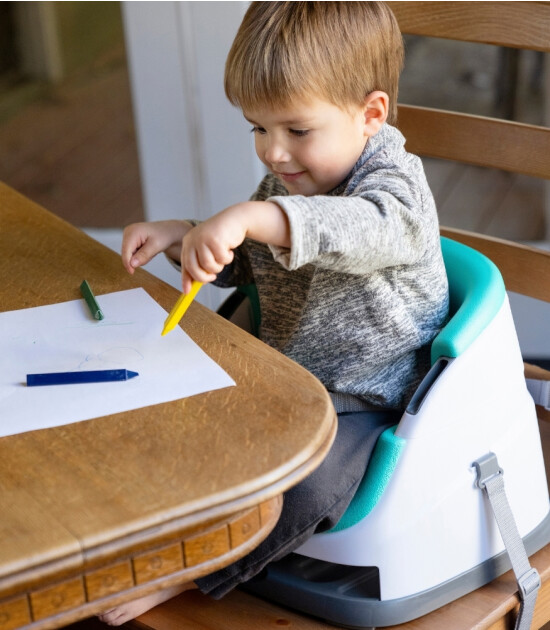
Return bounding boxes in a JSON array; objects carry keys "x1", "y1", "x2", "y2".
[
  {"x1": 474, "y1": 453, "x2": 540, "y2": 630},
  {"x1": 526, "y1": 378, "x2": 550, "y2": 410}
]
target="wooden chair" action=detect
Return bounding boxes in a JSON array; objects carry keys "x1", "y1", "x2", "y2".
[
  {"x1": 113, "y1": 3, "x2": 550, "y2": 629},
  {"x1": 391, "y1": 1, "x2": 550, "y2": 415}
]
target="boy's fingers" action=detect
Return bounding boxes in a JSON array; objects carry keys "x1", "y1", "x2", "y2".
[
  {"x1": 182, "y1": 270, "x2": 194, "y2": 295},
  {"x1": 182, "y1": 269, "x2": 216, "y2": 294},
  {"x1": 127, "y1": 241, "x2": 159, "y2": 270},
  {"x1": 207, "y1": 245, "x2": 234, "y2": 268},
  {"x1": 182, "y1": 266, "x2": 216, "y2": 295},
  {"x1": 197, "y1": 249, "x2": 225, "y2": 274},
  {"x1": 183, "y1": 266, "x2": 217, "y2": 287},
  {"x1": 181, "y1": 248, "x2": 211, "y2": 282},
  {"x1": 204, "y1": 238, "x2": 235, "y2": 267}
]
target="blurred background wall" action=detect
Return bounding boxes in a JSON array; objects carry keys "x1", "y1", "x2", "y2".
[{"x1": 0, "y1": 1, "x2": 143, "y2": 229}]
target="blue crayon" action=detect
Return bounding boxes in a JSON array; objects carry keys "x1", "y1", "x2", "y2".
[{"x1": 26, "y1": 369, "x2": 139, "y2": 387}]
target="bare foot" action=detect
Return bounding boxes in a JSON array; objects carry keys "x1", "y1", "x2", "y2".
[{"x1": 97, "y1": 582, "x2": 196, "y2": 626}]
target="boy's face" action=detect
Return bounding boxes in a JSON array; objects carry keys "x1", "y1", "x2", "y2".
[{"x1": 244, "y1": 97, "x2": 370, "y2": 196}]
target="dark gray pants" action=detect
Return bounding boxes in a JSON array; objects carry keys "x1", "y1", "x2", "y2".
[{"x1": 196, "y1": 409, "x2": 399, "y2": 598}]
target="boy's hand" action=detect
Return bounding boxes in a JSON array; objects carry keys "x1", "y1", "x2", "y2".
[
  {"x1": 121, "y1": 220, "x2": 191, "y2": 274},
  {"x1": 180, "y1": 208, "x2": 245, "y2": 294},
  {"x1": 180, "y1": 201, "x2": 290, "y2": 294}
]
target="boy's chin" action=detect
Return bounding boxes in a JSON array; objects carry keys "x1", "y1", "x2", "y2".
[{"x1": 276, "y1": 177, "x2": 323, "y2": 197}]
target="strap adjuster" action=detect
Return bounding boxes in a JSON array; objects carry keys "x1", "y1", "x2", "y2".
[{"x1": 518, "y1": 567, "x2": 541, "y2": 599}]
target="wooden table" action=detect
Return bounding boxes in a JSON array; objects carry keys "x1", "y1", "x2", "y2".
[{"x1": 0, "y1": 182, "x2": 337, "y2": 630}]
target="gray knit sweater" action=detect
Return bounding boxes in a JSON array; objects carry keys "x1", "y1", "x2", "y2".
[{"x1": 215, "y1": 124, "x2": 449, "y2": 410}]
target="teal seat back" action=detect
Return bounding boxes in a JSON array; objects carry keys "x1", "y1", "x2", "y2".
[{"x1": 432, "y1": 238, "x2": 506, "y2": 364}]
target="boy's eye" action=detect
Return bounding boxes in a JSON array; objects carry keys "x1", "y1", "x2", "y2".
[
  {"x1": 289, "y1": 129, "x2": 309, "y2": 137},
  {"x1": 250, "y1": 126, "x2": 266, "y2": 135}
]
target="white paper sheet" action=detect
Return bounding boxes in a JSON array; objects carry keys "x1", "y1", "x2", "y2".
[{"x1": 1, "y1": 288, "x2": 235, "y2": 437}]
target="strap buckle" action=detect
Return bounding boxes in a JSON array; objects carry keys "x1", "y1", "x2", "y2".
[{"x1": 473, "y1": 452, "x2": 503, "y2": 489}]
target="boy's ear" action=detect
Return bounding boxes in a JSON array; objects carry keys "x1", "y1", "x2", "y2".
[{"x1": 362, "y1": 91, "x2": 389, "y2": 136}]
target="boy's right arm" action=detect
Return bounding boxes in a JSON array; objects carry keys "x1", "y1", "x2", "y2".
[{"x1": 121, "y1": 220, "x2": 193, "y2": 275}]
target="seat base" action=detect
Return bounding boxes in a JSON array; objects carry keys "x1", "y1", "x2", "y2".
[{"x1": 241, "y1": 509, "x2": 550, "y2": 629}]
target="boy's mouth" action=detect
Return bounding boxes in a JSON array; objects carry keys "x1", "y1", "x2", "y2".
[{"x1": 274, "y1": 170, "x2": 306, "y2": 183}]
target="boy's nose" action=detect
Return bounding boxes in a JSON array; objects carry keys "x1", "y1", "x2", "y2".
[{"x1": 264, "y1": 139, "x2": 290, "y2": 165}]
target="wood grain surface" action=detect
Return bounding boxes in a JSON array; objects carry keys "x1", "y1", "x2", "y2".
[
  {"x1": 389, "y1": 1, "x2": 550, "y2": 51},
  {"x1": 397, "y1": 106, "x2": 550, "y2": 180}
]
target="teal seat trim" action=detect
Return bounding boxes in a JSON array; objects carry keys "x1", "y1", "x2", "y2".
[
  {"x1": 330, "y1": 238, "x2": 506, "y2": 532},
  {"x1": 431, "y1": 237, "x2": 506, "y2": 364},
  {"x1": 330, "y1": 426, "x2": 406, "y2": 532},
  {"x1": 237, "y1": 283, "x2": 261, "y2": 337}
]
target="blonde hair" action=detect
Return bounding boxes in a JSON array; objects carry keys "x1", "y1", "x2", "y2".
[{"x1": 225, "y1": 2, "x2": 404, "y2": 124}]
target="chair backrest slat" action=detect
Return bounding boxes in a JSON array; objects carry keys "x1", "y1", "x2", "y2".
[
  {"x1": 398, "y1": 105, "x2": 550, "y2": 180},
  {"x1": 441, "y1": 227, "x2": 550, "y2": 303},
  {"x1": 390, "y1": 1, "x2": 550, "y2": 52}
]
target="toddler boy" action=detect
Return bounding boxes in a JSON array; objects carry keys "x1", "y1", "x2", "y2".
[{"x1": 100, "y1": 2, "x2": 449, "y2": 625}]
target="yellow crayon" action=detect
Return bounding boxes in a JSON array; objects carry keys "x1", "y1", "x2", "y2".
[{"x1": 161, "y1": 281, "x2": 203, "y2": 336}]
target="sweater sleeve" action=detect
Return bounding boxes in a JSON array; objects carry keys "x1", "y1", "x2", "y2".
[{"x1": 268, "y1": 175, "x2": 427, "y2": 274}]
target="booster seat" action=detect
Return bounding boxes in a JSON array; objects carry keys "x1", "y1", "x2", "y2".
[{"x1": 221, "y1": 237, "x2": 550, "y2": 628}]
